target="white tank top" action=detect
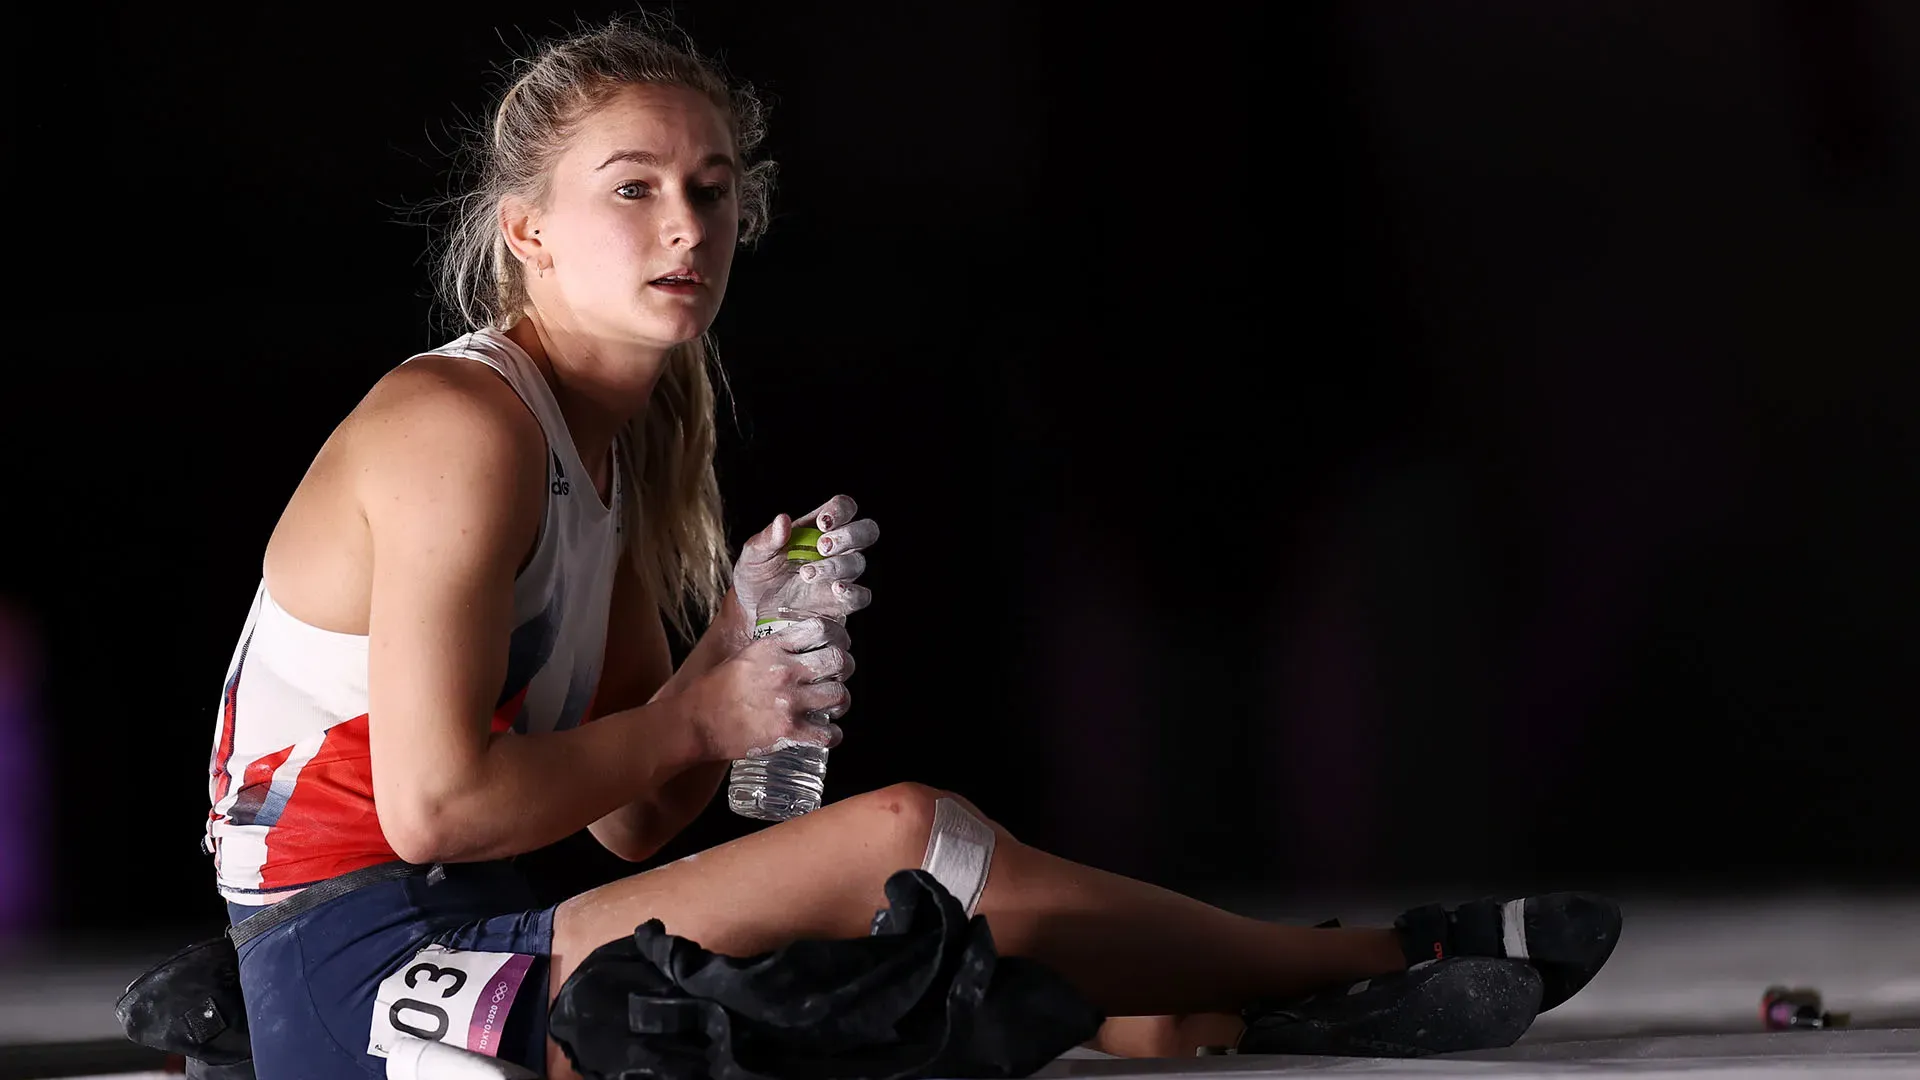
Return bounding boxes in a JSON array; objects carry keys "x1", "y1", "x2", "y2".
[{"x1": 205, "y1": 328, "x2": 626, "y2": 904}]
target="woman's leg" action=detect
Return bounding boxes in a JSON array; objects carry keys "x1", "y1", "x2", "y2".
[{"x1": 545, "y1": 783, "x2": 1405, "y2": 1077}]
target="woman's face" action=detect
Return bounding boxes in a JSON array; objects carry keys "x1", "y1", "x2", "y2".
[{"x1": 529, "y1": 82, "x2": 741, "y2": 349}]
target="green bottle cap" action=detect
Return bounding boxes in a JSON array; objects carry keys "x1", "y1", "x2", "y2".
[{"x1": 785, "y1": 525, "x2": 825, "y2": 563}]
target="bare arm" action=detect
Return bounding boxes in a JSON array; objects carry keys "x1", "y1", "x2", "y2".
[
  {"x1": 359, "y1": 362, "x2": 712, "y2": 864},
  {"x1": 584, "y1": 553, "x2": 750, "y2": 861}
]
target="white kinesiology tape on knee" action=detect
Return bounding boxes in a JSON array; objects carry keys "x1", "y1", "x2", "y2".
[{"x1": 922, "y1": 798, "x2": 995, "y2": 916}]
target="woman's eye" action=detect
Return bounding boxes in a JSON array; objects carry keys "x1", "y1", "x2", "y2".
[
  {"x1": 697, "y1": 185, "x2": 731, "y2": 203},
  {"x1": 615, "y1": 182, "x2": 649, "y2": 199}
]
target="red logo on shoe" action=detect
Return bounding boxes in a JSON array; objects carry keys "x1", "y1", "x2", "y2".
[{"x1": 1433, "y1": 942, "x2": 1445, "y2": 961}]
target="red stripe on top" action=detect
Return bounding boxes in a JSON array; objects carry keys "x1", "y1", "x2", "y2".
[
  {"x1": 231, "y1": 744, "x2": 295, "y2": 822},
  {"x1": 256, "y1": 714, "x2": 397, "y2": 890},
  {"x1": 209, "y1": 647, "x2": 248, "y2": 811},
  {"x1": 252, "y1": 696, "x2": 526, "y2": 891},
  {"x1": 491, "y1": 685, "x2": 530, "y2": 734}
]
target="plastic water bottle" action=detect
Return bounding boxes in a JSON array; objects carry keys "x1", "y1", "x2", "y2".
[{"x1": 727, "y1": 525, "x2": 837, "y2": 821}]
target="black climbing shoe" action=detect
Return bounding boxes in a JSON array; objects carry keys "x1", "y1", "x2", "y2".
[
  {"x1": 1394, "y1": 891, "x2": 1622, "y2": 1012},
  {"x1": 1237, "y1": 956, "x2": 1542, "y2": 1057}
]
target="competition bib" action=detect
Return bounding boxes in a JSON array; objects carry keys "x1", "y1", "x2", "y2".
[{"x1": 367, "y1": 945, "x2": 534, "y2": 1059}]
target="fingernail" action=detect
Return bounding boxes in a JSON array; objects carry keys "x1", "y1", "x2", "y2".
[
  {"x1": 819, "y1": 537, "x2": 834, "y2": 554},
  {"x1": 820, "y1": 514, "x2": 834, "y2": 529},
  {"x1": 800, "y1": 566, "x2": 817, "y2": 581}
]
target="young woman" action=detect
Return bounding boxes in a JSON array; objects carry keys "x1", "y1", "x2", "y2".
[{"x1": 204, "y1": 16, "x2": 1614, "y2": 1079}]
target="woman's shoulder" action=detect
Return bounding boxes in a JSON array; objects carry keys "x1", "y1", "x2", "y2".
[
  {"x1": 335, "y1": 351, "x2": 549, "y2": 505},
  {"x1": 350, "y1": 352, "x2": 544, "y2": 456},
  {"x1": 261, "y1": 349, "x2": 549, "y2": 628}
]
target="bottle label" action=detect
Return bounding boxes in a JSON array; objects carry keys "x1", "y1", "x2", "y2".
[{"x1": 752, "y1": 617, "x2": 801, "y2": 640}]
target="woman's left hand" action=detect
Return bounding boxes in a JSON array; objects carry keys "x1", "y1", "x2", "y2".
[{"x1": 731, "y1": 494, "x2": 879, "y2": 629}]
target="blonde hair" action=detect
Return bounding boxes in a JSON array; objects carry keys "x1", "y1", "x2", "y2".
[{"x1": 431, "y1": 14, "x2": 777, "y2": 641}]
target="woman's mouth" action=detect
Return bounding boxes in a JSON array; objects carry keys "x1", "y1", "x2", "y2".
[{"x1": 649, "y1": 275, "x2": 703, "y2": 296}]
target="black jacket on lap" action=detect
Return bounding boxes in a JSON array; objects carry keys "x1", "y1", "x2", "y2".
[{"x1": 549, "y1": 868, "x2": 1104, "y2": 1080}]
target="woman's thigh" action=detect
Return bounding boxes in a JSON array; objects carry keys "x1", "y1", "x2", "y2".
[
  {"x1": 545, "y1": 782, "x2": 998, "y2": 1078},
  {"x1": 550, "y1": 782, "x2": 964, "y2": 979},
  {"x1": 235, "y1": 923, "x2": 382, "y2": 1079}
]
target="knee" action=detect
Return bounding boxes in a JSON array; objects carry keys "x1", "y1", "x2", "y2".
[
  {"x1": 856, "y1": 783, "x2": 1011, "y2": 918},
  {"x1": 853, "y1": 782, "x2": 1014, "y2": 856},
  {"x1": 931, "y1": 789, "x2": 1009, "y2": 839},
  {"x1": 857, "y1": 781, "x2": 945, "y2": 842}
]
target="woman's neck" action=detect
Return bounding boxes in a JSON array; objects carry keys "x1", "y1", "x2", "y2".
[{"x1": 503, "y1": 314, "x2": 666, "y2": 483}]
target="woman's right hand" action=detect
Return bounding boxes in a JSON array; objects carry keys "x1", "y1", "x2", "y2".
[{"x1": 690, "y1": 617, "x2": 854, "y2": 761}]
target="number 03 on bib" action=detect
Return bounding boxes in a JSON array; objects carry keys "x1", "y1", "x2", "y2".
[{"x1": 368, "y1": 945, "x2": 535, "y2": 1059}]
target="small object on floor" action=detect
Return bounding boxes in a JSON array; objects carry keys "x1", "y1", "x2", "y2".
[
  {"x1": 1761, "y1": 985, "x2": 1851, "y2": 1031},
  {"x1": 1237, "y1": 956, "x2": 1542, "y2": 1058}
]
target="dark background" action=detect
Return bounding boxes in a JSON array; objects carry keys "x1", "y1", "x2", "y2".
[{"x1": 3, "y1": 0, "x2": 1916, "y2": 946}]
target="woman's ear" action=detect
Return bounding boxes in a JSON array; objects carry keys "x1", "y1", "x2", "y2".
[{"x1": 500, "y1": 197, "x2": 545, "y2": 267}]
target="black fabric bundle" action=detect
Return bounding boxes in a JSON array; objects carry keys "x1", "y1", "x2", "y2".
[
  {"x1": 114, "y1": 935, "x2": 252, "y2": 1067},
  {"x1": 549, "y1": 869, "x2": 1105, "y2": 1080}
]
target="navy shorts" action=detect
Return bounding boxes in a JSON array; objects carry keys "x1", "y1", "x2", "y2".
[{"x1": 228, "y1": 861, "x2": 557, "y2": 1079}]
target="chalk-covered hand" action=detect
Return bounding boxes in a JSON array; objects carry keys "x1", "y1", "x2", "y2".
[
  {"x1": 692, "y1": 616, "x2": 854, "y2": 760},
  {"x1": 731, "y1": 494, "x2": 879, "y2": 628}
]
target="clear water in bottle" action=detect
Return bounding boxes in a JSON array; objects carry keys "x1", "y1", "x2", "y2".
[
  {"x1": 727, "y1": 595, "x2": 839, "y2": 821},
  {"x1": 726, "y1": 740, "x2": 829, "y2": 820}
]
